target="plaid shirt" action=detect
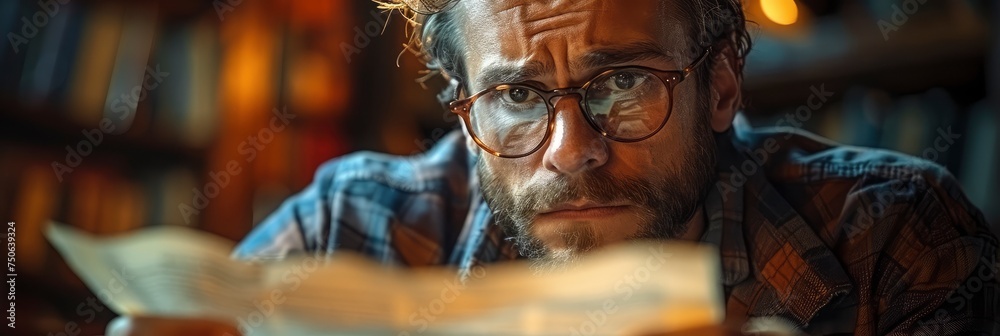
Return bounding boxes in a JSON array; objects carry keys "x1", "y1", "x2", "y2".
[{"x1": 234, "y1": 117, "x2": 999, "y2": 335}]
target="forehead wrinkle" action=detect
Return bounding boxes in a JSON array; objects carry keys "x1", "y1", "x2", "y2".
[
  {"x1": 519, "y1": 1, "x2": 602, "y2": 37},
  {"x1": 493, "y1": 0, "x2": 531, "y2": 14},
  {"x1": 492, "y1": 0, "x2": 600, "y2": 23},
  {"x1": 487, "y1": 0, "x2": 603, "y2": 64}
]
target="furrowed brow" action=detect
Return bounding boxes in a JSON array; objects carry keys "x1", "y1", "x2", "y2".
[
  {"x1": 474, "y1": 60, "x2": 552, "y2": 91},
  {"x1": 577, "y1": 41, "x2": 675, "y2": 70},
  {"x1": 471, "y1": 42, "x2": 673, "y2": 92}
]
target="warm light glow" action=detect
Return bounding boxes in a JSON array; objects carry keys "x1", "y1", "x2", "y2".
[{"x1": 760, "y1": 0, "x2": 798, "y2": 25}]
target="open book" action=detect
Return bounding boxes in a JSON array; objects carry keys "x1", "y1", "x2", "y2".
[{"x1": 46, "y1": 223, "x2": 723, "y2": 336}]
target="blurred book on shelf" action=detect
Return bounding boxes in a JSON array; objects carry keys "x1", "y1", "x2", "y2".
[
  {"x1": 68, "y1": 2, "x2": 124, "y2": 125},
  {"x1": 151, "y1": 18, "x2": 221, "y2": 147},
  {"x1": 959, "y1": 101, "x2": 999, "y2": 229}
]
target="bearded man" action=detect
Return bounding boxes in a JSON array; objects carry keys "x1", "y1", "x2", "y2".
[{"x1": 111, "y1": 0, "x2": 998, "y2": 335}]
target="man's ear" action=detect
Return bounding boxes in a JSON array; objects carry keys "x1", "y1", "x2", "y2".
[{"x1": 707, "y1": 43, "x2": 742, "y2": 133}]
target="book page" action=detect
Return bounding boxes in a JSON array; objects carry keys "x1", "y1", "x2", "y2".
[{"x1": 46, "y1": 223, "x2": 723, "y2": 336}]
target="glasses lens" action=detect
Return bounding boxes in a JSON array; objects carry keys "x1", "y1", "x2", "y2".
[
  {"x1": 469, "y1": 85, "x2": 549, "y2": 156},
  {"x1": 586, "y1": 69, "x2": 670, "y2": 140}
]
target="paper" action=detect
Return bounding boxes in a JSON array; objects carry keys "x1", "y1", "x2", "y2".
[{"x1": 46, "y1": 222, "x2": 723, "y2": 336}]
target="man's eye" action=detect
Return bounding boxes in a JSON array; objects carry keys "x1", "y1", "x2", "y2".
[
  {"x1": 611, "y1": 73, "x2": 640, "y2": 91},
  {"x1": 502, "y1": 87, "x2": 534, "y2": 103}
]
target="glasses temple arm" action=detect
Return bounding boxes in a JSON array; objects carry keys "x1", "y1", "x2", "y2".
[{"x1": 683, "y1": 46, "x2": 713, "y2": 79}]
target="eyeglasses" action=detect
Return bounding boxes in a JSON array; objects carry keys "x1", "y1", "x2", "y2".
[{"x1": 449, "y1": 47, "x2": 712, "y2": 158}]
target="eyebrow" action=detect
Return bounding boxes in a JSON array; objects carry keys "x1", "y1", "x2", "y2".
[
  {"x1": 472, "y1": 41, "x2": 674, "y2": 91},
  {"x1": 576, "y1": 41, "x2": 675, "y2": 70},
  {"x1": 475, "y1": 60, "x2": 553, "y2": 92}
]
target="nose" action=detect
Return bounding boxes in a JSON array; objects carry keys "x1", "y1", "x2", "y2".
[{"x1": 541, "y1": 95, "x2": 609, "y2": 174}]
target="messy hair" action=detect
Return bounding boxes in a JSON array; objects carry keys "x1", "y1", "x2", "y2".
[{"x1": 376, "y1": 0, "x2": 752, "y2": 104}]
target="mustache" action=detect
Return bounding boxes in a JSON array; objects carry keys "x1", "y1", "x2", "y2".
[{"x1": 514, "y1": 171, "x2": 656, "y2": 215}]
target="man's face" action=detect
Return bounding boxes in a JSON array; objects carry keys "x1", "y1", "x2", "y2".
[{"x1": 455, "y1": 0, "x2": 718, "y2": 267}]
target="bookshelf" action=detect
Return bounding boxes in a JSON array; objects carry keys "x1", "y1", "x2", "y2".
[{"x1": 1, "y1": 0, "x2": 354, "y2": 334}]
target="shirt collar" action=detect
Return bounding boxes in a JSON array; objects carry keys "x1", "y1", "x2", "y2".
[{"x1": 701, "y1": 165, "x2": 751, "y2": 287}]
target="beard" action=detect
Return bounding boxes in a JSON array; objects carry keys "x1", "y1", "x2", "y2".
[{"x1": 477, "y1": 112, "x2": 718, "y2": 273}]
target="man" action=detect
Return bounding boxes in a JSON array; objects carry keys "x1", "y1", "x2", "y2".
[{"x1": 112, "y1": 0, "x2": 998, "y2": 335}]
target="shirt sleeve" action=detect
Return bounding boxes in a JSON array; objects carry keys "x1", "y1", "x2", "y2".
[
  {"x1": 229, "y1": 131, "x2": 475, "y2": 265},
  {"x1": 897, "y1": 238, "x2": 999, "y2": 335},
  {"x1": 230, "y1": 159, "x2": 340, "y2": 261},
  {"x1": 875, "y1": 168, "x2": 1000, "y2": 335}
]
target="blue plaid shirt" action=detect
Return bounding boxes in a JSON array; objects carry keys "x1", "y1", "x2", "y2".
[{"x1": 233, "y1": 118, "x2": 998, "y2": 335}]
